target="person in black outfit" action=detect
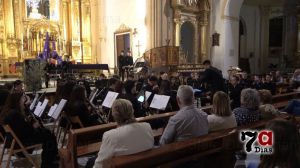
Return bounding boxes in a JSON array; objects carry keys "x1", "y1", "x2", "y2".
[
  {"x1": 67, "y1": 85, "x2": 100, "y2": 127},
  {"x1": 122, "y1": 80, "x2": 144, "y2": 117},
  {"x1": 262, "y1": 74, "x2": 276, "y2": 95},
  {"x1": 118, "y1": 50, "x2": 126, "y2": 81},
  {"x1": 228, "y1": 75, "x2": 244, "y2": 110},
  {"x1": 0, "y1": 92, "x2": 59, "y2": 167},
  {"x1": 124, "y1": 50, "x2": 134, "y2": 79},
  {"x1": 77, "y1": 73, "x2": 91, "y2": 97},
  {"x1": 198, "y1": 60, "x2": 225, "y2": 97},
  {"x1": 239, "y1": 72, "x2": 252, "y2": 88},
  {"x1": 44, "y1": 60, "x2": 54, "y2": 88},
  {"x1": 252, "y1": 75, "x2": 263, "y2": 90}
]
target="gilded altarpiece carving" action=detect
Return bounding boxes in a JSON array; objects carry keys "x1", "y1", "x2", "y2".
[
  {"x1": 172, "y1": 0, "x2": 210, "y2": 63},
  {"x1": 0, "y1": 0, "x2": 92, "y2": 77}
]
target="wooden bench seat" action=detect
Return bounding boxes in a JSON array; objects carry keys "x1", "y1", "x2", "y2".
[{"x1": 108, "y1": 114, "x2": 290, "y2": 168}]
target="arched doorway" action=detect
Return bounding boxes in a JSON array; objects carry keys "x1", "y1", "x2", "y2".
[{"x1": 180, "y1": 21, "x2": 195, "y2": 63}]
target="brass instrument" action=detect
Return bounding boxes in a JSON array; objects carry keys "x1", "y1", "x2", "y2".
[{"x1": 227, "y1": 66, "x2": 242, "y2": 78}]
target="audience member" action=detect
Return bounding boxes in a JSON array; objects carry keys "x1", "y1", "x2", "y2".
[
  {"x1": 159, "y1": 85, "x2": 208, "y2": 145},
  {"x1": 246, "y1": 120, "x2": 300, "y2": 168},
  {"x1": 233, "y1": 88, "x2": 260, "y2": 126},
  {"x1": 93, "y1": 99, "x2": 154, "y2": 168},
  {"x1": 208, "y1": 91, "x2": 237, "y2": 131},
  {"x1": 258, "y1": 89, "x2": 279, "y2": 119}
]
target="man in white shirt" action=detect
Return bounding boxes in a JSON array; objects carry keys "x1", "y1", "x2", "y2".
[{"x1": 159, "y1": 85, "x2": 209, "y2": 145}]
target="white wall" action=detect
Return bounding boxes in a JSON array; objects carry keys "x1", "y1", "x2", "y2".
[
  {"x1": 240, "y1": 5, "x2": 261, "y2": 74},
  {"x1": 100, "y1": 0, "x2": 147, "y2": 68},
  {"x1": 209, "y1": 0, "x2": 244, "y2": 79}
]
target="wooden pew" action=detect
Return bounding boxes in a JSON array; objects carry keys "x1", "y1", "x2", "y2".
[
  {"x1": 59, "y1": 106, "x2": 211, "y2": 168},
  {"x1": 272, "y1": 91, "x2": 300, "y2": 109},
  {"x1": 108, "y1": 114, "x2": 290, "y2": 168}
]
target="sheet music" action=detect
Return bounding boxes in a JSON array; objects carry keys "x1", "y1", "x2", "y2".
[
  {"x1": 29, "y1": 93, "x2": 39, "y2": 110},
  {"x1": 102, "y1": 91, "x2": 119, "y2": 108},
  {"x1": 150, "y1": 94, "x2": 170, "y2": 110},
  {"x1": 145, "y1": 91, "x2": 152, "y2": 101},
  {"x1": 48, "y1": 104, "x2": 58, "y2": 117},
  {"x1": 52, "y1": 99, "x2": 67, "y2": 120},
  {"x1": 37, "y1": 99, "x2": 49, "y2": 117},
  {"x1": 33, "y1": 101, "x2": 42, "y2": 116}
]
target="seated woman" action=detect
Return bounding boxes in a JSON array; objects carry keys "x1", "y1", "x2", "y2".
[
  {"x1": 208, "y1": 91, "x2": 237, "y2": 131},
  {"x1": 245, "y1": 120, "x2": 300, "y2": 168},
  {"x1": 93, "y1": 99, "x2": 154, "y2": 168},
  {"x1": 67, "y1": 85, "x2": 100, "y2": 127},
  {"x1": 0, "y1": 92, "x2": 59, "y2": 167},
  {"x1": 258, "y1": 89, "x2": 279, "y2": 119},
  {"x1": 233, "y1": 88, "x2": 260, "y2": 126},
  {"x1": 122, "y1": 80, "x2": 143, "y2": 117}
]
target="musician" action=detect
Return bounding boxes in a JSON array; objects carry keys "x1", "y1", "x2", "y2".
[
  {"x1": 262, "y1": 74, "x2": 276, "y2": 95},
  {"x1": 125, "y1": 50, "x2": 134, "y2": 67},
  {"x1": 118, "y1": 50, "x2": 126, "y2": 81},
  {"x1": 239, "y1": 72, "x2": 252, "y2": 88},
  {"x1": 121, "y1": 80, "x2": 143, "y2": 117},
  {"x1": 13, "y1": 80, "x2": 31, "y2": 109},
  {"x1": 77, "y1": 73, "x2": 91, "y2": 97},
  {"x1": 124, "y1": 50, "x2": 134, "y2": 80},
  {"x1": 228, "y1": 75, "x2": 244, "y2": 110},
  {"x1": 67, "y1": 85, "x2": 100, "y2": 127},
  {"x1": 143, "y1": 75, "x2": 159, "y2": 104},
  {"x1": 198, "y1": 60, "x2": 225, "y2": 96},
  {"x1": 0, "y1": 92, "x2": 59, "y2": 167},
  {"x1": 44, "y1": 59, "x2": 53, "y2": 88}
]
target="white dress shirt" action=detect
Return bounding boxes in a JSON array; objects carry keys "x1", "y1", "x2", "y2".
[{"x1": 93, "y1": 122, "x2": 154, "y2": 168}]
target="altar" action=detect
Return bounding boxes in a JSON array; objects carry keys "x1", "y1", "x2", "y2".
[{"x1": 0, "y1": 0, "x2": 93, "y2": 77}]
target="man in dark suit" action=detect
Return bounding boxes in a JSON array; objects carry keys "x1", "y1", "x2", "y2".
[
  {"x1": 118, "y1": 50, "x2": 126, "y2": 81},
  {"x1": 124, "y1": 50, "x2": 134, "y2": 79},
  {"x1": 198, "y1": 60, "x2": 225, "y2": 96}
]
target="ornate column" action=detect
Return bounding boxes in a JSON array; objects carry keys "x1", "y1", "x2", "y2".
[
  {"x1": 0, "y1": 0, "x2": 4, "y2": 58},
  {"x1": 81, "y1": 0, "x2": 91, "y2": 63},
  {"x1": 61, "y1": 0, "x2": 70, "y2": 55},
  {"x1": 71, "y1": 0, "x2": 81, "y2": 61},
  {"x1": 198, "y1": 10, "x2": 209, "y2": 63},
  {"x1": 174, "y1": 18, "x2": 182, "y2": 46},
  {"x1": 260, "y1": 6, "x2": 270, "y2": 73}
]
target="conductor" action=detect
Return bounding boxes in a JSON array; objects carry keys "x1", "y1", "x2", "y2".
[{"x1": 199, "y1": 60, "x2": 225, "y2": 96}]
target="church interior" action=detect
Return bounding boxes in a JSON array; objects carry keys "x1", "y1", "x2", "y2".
[{"x1": 0, "y1": 0, "x2": 300, "y2": 168}]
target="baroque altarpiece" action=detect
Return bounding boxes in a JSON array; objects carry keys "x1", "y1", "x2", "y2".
[{"x1": 0, "y1": 0, "x2": 92, "y2": 76}]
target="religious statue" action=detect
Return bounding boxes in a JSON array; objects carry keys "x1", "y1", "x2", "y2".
[{"x1": 26, "y1": 0, "x2": 42, "y2": 19}]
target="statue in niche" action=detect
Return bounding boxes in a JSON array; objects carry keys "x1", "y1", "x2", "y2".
[{"x1": 26, "y1": 0, "x2": 50, "y2": 19}]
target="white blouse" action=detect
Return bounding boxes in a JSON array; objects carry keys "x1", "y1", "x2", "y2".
[
  {"x1": 207, "y1": 114, "x2": 237, "y2": 132},
  {"x1": 93, "y1": 122, "x2": 154, "y2": 168}
]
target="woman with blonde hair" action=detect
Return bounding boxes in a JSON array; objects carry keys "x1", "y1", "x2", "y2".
[
  {"x1": 93, "y1": 99, "x2": 154, "y2": 168},
  {"x1": 208, "y1": 91, "x2": 237, "y2": 131}
]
